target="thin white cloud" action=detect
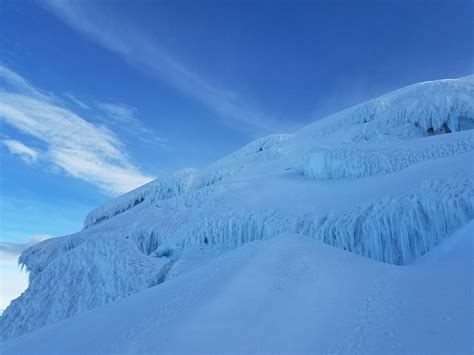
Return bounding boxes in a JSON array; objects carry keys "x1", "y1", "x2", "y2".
[
  {"x1": 96, "y1": 101, "x2": 167, "y2": 146},
  {"x1": 0, "y1": 66, "x2": 48, "y2": 100},
  {"x1": 0, "y1": 65, "x2": 154, "y2": 194},
  {"x1": 64, "y1": 92, "x2": 90, "y2": 109},
  {"x1": 63, "y1": 93, "x2": 166, "y2": 146},
  {"x1": 41, "y1": 0, "x2": 281, "y2": 133},
  {"x1": 2, "y1": 139, "x2": 38, "y2": 164},
  {"x1": 96, "y1": 102, "x2": 137, "y2": 123}
]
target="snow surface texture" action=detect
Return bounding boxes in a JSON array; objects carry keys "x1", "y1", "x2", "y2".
[
  {"x1": 1, "y1": 76, "x2": 473, "y2": 344},
  {"x1": 3, "y1": 223, "x2": 473, "y2": 354}
]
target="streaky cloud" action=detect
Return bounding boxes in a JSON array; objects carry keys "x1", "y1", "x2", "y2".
[
  {"x1": 41, "y1": 0, "x2": 281, "y2": 134},
  {"x1": 95, "y1": 101, "x2": 167, "y2": 147},
  {"x1": 0, "y1": 65, "x2": 154, "y2": 194},
  {"x1": 64, "y1": 92, "x2": 90, "y2": 110},
  {"x1": 2, "y1": 139, "x2": 38, "y2": 164}
]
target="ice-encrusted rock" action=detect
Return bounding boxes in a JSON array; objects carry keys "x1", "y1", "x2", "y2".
[{"x1": 1, "y1": 75, "x2": 474, "y2": 341}]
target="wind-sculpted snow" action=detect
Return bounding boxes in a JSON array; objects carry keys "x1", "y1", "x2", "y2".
[
  {"x1": 84, "y1": 77, "x2": 474, "y2": 229},
  {"x1": 296, "y1": 177, "x2": 474, "y2": 264},
  {"x1": 1, "y1": 75, "x2": 474, "y2": 342},
  {"x1": 301, "y1": 130, "x2": 474, "y2": 180},
  {"x1": 83, "y1": 169, "x2": 232, "y2": 229},
  {"x1": 151, "y1": 176, "x2": 473, "y2": 266},
  {"x1": 213, "y1": 133, "x2": 293, "y2": 165},
  {"x1": 299, "y1": 76, "x2": 474, "y2": 144},
  {"x1": 3, "y1": 225, "x2": 473, "y2": 354},
  {"x1": 153, "y1": 212, "x2": 282, "y2": 259},
  {"x1": 1, "y1": 236, "x2": 171, "y2": 340},
  {"x1": 85, "y1": 134, "x2": 292, "y2": 229},
  {"x1": 4, "y1": 174, "x2": 471, "y2": 340},
  {"x1": 83, "y1": 169, "x2": 199, "y2": 228}
]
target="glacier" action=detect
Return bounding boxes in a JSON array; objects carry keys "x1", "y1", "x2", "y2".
[{"x1": 1, "y1": 75, "x2": 473, "y2": 347}]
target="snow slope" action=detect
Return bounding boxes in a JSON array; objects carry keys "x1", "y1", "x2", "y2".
[
  {"x1": 2, "y1": 222, "x2": 473, "y2": 354},
  {"x1": 1, "y1": 75, "x2": 473, "y2": 344}
]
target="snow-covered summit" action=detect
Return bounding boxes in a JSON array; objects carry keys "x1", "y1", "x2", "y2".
[{"x1": 1, "y1": 75, "x2": 473, "y2": 342}]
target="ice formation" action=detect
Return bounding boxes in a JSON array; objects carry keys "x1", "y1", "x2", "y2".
[
  {"x1": 3, "y1": 223, "x2": 473, "y2": 354},
  {"x1": 1, "y1": 75, "x2": 473, "y2": 341},
  {"x1": 84, "y1": 134, "x2": 293, "y2": 229},
  {"x1": 300, "y1": 130, "x2": 474, "y2": 179}
]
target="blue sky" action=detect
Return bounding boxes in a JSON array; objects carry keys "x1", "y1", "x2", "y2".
[{"x1": 0, "y1": 0, "x2": 473, "y2": 308}]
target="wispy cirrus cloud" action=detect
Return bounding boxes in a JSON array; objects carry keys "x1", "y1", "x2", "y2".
[
  {"x1": 41, "y1": 0, "x2": 280, "y2": 134},
  {"x1": 63, "y1": 92, "x2": 166, "y2": 147},
  {"x1": 0, "y1": 65, "x2": 154, "y2": 194},
  {"x1": 64, "y1": 92, "x2": 90, "y2": 110},
  {"x1": 0, "y1": 66, "x2": 48, "y2": 100},
  {"x1": 2, "y1": 139, "x2": 38, "y2": 164},
  {"x1": 96, "y1": 102, "x2": 138, "y2": 124},
  {"x1": 95, "y1": 101, "x2": 167, "y2": 146}
]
